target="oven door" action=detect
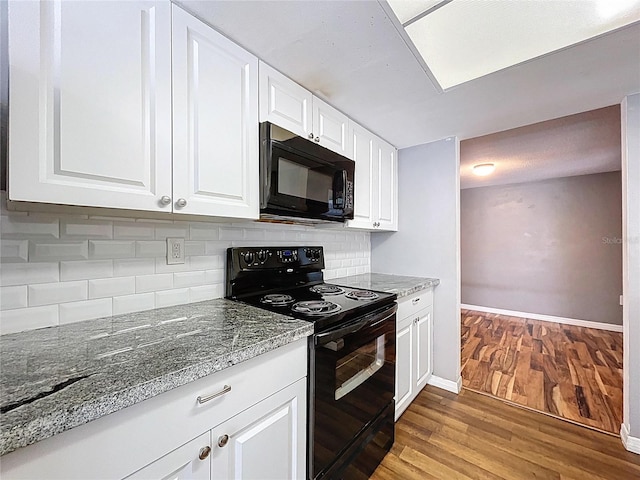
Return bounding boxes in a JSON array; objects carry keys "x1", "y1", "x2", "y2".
[{"x1": 309, "y1": 303, "x2": 397, "y2": 479}]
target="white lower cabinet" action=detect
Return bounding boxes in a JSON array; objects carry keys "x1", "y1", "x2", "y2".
[
  {"x1": 395, "y1": 289, "x2": 434, "y2": 420},
  {"x1": 126, "y1": 433, "x2": 211, "y2": 480},
  {"x1": 0, "y1": 340, "x2": 307, "y2": 480},
  {"x1": 209, "y1": 378, "x2": 306, "y2": 480}
]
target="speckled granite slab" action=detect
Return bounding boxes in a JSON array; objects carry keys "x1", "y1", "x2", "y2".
[
  {"x1": 333, "y1": 273, "x2": 439, "y2": 298},
  {"x1": 0, "y1": 299, "x2": 312, "y2": 456}
]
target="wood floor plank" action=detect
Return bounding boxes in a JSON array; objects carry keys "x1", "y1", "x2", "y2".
[
  {"x1": 461, "y1": 310, "x2": 623, "y2": 434},
  {"x1": 370, "y1": 386, "x2": 640, "y2": 480}
]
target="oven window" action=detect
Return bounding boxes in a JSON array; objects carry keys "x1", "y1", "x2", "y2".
[
  {"x1": 278, "y1": 158, "x2": 332, "y2": 203},
  {"x1": 335, "y1": 334, "x2": 386, "y2": 400}
]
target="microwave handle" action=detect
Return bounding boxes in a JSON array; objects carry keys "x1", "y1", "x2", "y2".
[
  {"x1": 260, "y1": 138, "x2": 271, "y2": 208},
  {"x1": 333, "y1": 170, "x2": 347, "y2": 207}
]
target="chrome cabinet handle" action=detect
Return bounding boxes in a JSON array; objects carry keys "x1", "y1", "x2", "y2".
[
  {"x1": 160, "y1": 195, "x2": 171, "y2": 206},
  {"x1": 197, "y1": 384, "x2": 231, "y2": 404},
  {"x1": 199, "y1": 446, "x2": 211, "y2": 460},
  {"x1": 412, "y1": 298, "x2": 421, "y2": 305},
  {"x1": 314, "y1": 136, "x2": 320, "y2": 142},
  {"x1": 175, "y1": 198, "x2": 187, "y2": 208},
  {"x1": 308, "y1": 133, "x2": 314, "y2": 139},
  {"x1": 218, "y1": 434, "x2": 230, "y2": 448}
]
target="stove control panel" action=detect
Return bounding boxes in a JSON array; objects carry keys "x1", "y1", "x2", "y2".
[{"x1": 232, "y1": 246, "x2": 325, "y2": 269}]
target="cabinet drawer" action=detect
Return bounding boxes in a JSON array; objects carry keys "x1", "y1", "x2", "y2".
[
  {"x1": 397, "y1": 289, "x2": 433, "y2": 322},
  {"x1": 1, "y1": 339, "x2": 308, "y2": 480}
]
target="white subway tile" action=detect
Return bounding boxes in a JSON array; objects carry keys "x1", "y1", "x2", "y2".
[
  {"x1": 190, "y1": 255, "x2": 221, "y2": 271},
  {"x1": 263, "y1": 229, "x2": 286, "y2": 241},
  {"x1": 1, "y1": 215, "x2": 59, "y2": 238},
  {"x1": 114, "y1": 222, "x2": 155, "y2": 240},
  {"x1": 155, "y1": 224, "x2": 189, "y2": 240},
  {"x1": 244, "y1": 228, "x2": 266, "y2": 241},
  {"x1": 0, "y1": 263, "x2": 59, "y2": 286},
  {"x1": 205, "y1": 269, "x2": 224, "y2": 284},
  {"x1": 1, "y1": 239, "x2": 29, "y2": 262},
  {"x1": 190, "y1": 224, "x2": 219, "y2": 240},
  {"x1": 59, "y1": 299, "x2": 112, "y2": 325},
  {"x1": 89, "y1": 277, "x2": 135, "y2": 299},
  {"x1": 204, "y1": 241, "x2": 227, "y2": 256},
  {"x1": 60, "y1": 219, "x2": 112, "y2": 239},
  {"x1": 29, "y1": 240, "x2": 89, "y2": 262},
  {"x1": 173, "y1": 271, "x2": 206, "y2": 288},
  {"x1": 60, "y1": 260, "x2": 113, "y2": 281},
  {"x1": 89, "y1": 240, "x2": 136, "y2": 259},
  {"x1": 113, "y1": 258, "x2": 155, "y2": 277},
  {"x1": 136, "y1": 273, "x2": 173, "y2": 293},
  {"x1": 185, "y1": 241, "x2": 206, "y2": 257},
  {"x1": 219, "y1": 227, "x2": 244, "y2": 241},
  {"x1": 29, "y1": 281, "x2": 87, "y2": 307},
  {"x1": 136, "y1": 241, "x2": 166, "y2": 258},
  {"x1": 113, "y1": 293, "x2": 155, "y2": 315},
  {"x1": 346, "y1": 267, "x2": 357, "y2": 276},
  {"x1": 0, "y1": 286, "x2": 28, "y2": 310},
  {"x1": 155, "y1": 258, "x2": 192, "y2": 273},
  {"x1": 189, "y1": 284, "x2": 220, "y2": 303},
  {"x1": 0, "y1": 305, "x2": 58, "y2": 335},
  {"x1": 155, "y1": 288, "x2": 190, "y2": 308}
]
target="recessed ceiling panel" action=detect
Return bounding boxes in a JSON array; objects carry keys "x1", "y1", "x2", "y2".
[
  {"x1": 404, "y1": 0, "x2": 640, "y2": 89},
  {"x1": 386, "y1": 0, "x2": 444, "y2": 24}
]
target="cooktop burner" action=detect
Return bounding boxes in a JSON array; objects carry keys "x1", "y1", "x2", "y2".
[
  {"x1": 291, "y1": 300, "x2": 342, "y2": 316},
  {"x1": 309, "y1": 285, "x2": 345, "y2": 295},
  {"x1": 345, "y1": 290, "x2": 380, "y2": 301},
  {"x1": 260, "y1": 294, "x2": 295, "y2": 307}
]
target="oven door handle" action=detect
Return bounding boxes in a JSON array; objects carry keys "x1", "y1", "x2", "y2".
[{"x1": 315, "y1": 304, "x2": 397, "y2": 347}]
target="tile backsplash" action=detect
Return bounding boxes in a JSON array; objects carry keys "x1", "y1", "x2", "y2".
[{"x1": 0, "y1": 193, "x2": 370, "y2": 335}]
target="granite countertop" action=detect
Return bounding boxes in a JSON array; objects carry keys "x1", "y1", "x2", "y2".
[
  {"x1": 333, "y1": 273, "x2": 439, "y2": 298},
  {"x1": 0, "y1": 299, "x2": 313, "y2": 456}
]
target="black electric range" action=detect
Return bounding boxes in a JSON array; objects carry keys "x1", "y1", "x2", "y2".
[{"x1": 226, "y1": 246, "x2": 397, "y2": 480}]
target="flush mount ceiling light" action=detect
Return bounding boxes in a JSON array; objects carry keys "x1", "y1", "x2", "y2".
[
  {"x1": 386, "y1": 0, "x2": 640, "y2": 90},
  {"x1": 473, "y1": 163, "x2": 496, "y2": 176}
]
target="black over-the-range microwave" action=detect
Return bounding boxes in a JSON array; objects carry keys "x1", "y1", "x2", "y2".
[{"x1": 259, "y1": 122, "x2": 355, "y2": 222}]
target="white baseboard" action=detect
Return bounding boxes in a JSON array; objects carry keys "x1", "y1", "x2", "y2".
[
  {"x1": 621, "y1": 424, "x2": 640, "y2": 454},
  {"x1": 427, "y1": 375, "x2": 462, "y2": 394},
  {"x1": 461, "y1": 304, "x2": 623, "y2": 333}
]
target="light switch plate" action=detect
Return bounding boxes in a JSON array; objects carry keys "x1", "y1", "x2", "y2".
[{"x1": 167, "y1": 238, "x2": 185, "y2": 265}]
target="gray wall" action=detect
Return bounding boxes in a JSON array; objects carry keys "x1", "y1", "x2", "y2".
[
  {"x1": 622, "y1": 93, "x2": 640, "y2": 440},
  {"x1": 372, "y1": 138, "x2": 460, "y2": 386},
  {"x1": 461, "y1": 172, "x2": 623, "y2": 324}
]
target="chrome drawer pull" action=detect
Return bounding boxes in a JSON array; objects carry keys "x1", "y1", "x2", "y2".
[
  {"x1": 412, "y1": 297, "x2": 421, "y2": 305},
  {"x1": 197, "y1": 385, "x2": 231, "y2": 404}
]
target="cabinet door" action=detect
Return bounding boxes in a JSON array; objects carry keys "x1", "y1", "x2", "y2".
[
  {"x1": 376, "y1": 139, "x2": 398, "y2": 231},
  {"x1": 210, "y1": 378, "x2": 306, "y2": 480},
  {"x1": 414, "y1": 307, "x2": 433, "y2": 390},
  {"x1": 8, "y1": 0, "x2": 172, "y2": 211},
  {"x1": 172, "y1": 5, "x2": 259, "y2": 219},
  {"x1": 259, "y1": 62, "x2": 312, "y2": 139},
  {"x1": 125, "y1": 432, "x2": 210, "y2": 480},
  {"x1": 347, "y1": 123, "x2": 375, "y2": 229},
  {"x1": 395, "y1": 321, "x2": 413, "y2": 420},
  {"x1": 312, "y1": 97, "x2": 351, "y2": 158}
]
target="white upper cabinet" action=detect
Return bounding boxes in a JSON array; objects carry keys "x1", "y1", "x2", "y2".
[
  {"x1": 347, "y1": 122, "x2": 398, "y2": 231},
  {"x1": 259, "y1": 61, "x2": 312, "y2": 139},
  {"x1": 172, "y1": 6, "x2": 259, "y2": 219},
  {"x1": 312, "y1": 97, "x2": 350, "y2": 157},
  {"x1": 259, "y1": 62, "x2": 352, "y2": 158},
  {"x1": 8, "y1": 0, "x2": 173, "y2": 212}
]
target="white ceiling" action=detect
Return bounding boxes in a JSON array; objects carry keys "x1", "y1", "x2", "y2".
[
  {"x1": 177, "y1": 0, "x2": 640, "y2": 151},
  {"x1": 459, "y1": 105, "x2": 621, "y2": 189}
]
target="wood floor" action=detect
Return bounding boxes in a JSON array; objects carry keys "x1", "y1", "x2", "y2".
[
  {"x1": 460, "y1": 310, "x2": 623, "y2": 434},
  {"x1": 370, "y1": 386, "x2": 640, "y2": 480}
]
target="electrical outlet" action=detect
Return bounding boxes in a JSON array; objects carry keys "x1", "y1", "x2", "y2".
[{"x1": 167, "y1": 238, "x2": 185, "y2": 265}]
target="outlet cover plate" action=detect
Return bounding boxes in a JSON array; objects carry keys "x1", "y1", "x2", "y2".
[{"x1": 167, "y1": 238, "x2": 185, "y2": 265}]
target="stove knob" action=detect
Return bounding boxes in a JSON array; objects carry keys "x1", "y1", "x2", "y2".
[
  {"x1": 257, "y1": 250, "x2": 268, "y2": 263},
  {"x1": 243, "y1": 251, "x2": 255, "y2": 264}
]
